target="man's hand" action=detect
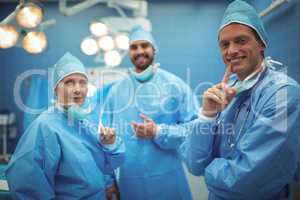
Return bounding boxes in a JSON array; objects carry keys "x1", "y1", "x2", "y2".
[
  {"x1": 100, "y1": 126, "x2": 116, "y2": 145},
  {"x1": 202, "y1": 67, "x2": 236, "y2": 117},
  {"x1": 106, "y1": 183, "x2": 119, "y2": 200},
  {"x1": 131, "y1": 114, "x2": 158, "y2": 139}
]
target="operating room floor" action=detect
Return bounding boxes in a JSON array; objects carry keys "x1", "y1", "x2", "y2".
[{"x1": 183, "y1": 164, "x2": 208, "y2": 200}]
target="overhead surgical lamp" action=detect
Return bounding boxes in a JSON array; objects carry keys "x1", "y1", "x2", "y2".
[
  {"x1": 0, "y1": 24, "x2": 19, "y2": 49},
  {"x1": 81, "y1": 37, "x2": 99, "y2": 55},
  {"x1": 22, "y1": 31, "x2": 47, "y2": 54},
  {"x1": 115, "y1": 34, "x2": 129, "y2": 50},
  {"x1": 98, "y1": 35, "x2": 115, "y2": 51},
  {"x1": 0, "y1": 1, "x2": 55, "y2": 54},
  {"x1": 16, "y1": 2, "x2": 43, "y2": 29},
  {"x1": 65, "y1": 0, "x2": 149, "y2": 67},
  {"x1": 90, "y1": 21, "x2": 108, "y2": 37},
  {"x1": 104, "y1": 50, "x2": 122, "y2": 67},
  {"x1": 81, "y1": 23, "x2": 130, "y2": 67}
]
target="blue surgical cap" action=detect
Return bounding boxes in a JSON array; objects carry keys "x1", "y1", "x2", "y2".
[
  {"x1": 53, "y1": 52, "x2": 87, "y2": 89},
  {"x1": 219, "y1": 0, "x2": 268, "y2": 47},
  {"x1": 129, "y1": 26, "x2": 158, "y2": 51}
]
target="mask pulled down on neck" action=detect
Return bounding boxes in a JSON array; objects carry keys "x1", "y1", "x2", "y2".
[
  {"x1": 129, "y1": 63, "x2": 160, "y2": 82},
  {"x1": 230, "y1": 74, "x2": 260, "y2": 94},
  {"x1": 56, "y1": 99, "x2": 92, "y2": 121},
  {"x1": 227, "y1": 63, "x2": 265, "y2": 94}
]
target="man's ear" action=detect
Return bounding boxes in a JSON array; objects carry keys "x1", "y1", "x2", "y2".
[
  {"x1": 260, "y1": 41, "x2": 266, "y2": 49},
  {"x1": 153, "y1": 48, "x2": 156, "y2": 55},
  {"x1": 257, "y1": 39, "x2": 266, "y2": 56},
  {"x1": 54, "y1": 87, "x2": 58, "y2": 96}
]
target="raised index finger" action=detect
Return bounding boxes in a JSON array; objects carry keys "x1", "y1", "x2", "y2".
[
  {"x1": 222, "y1": 66, "x2": 232, "y2": 84},
  {"x1": 140, "y1": 114, "x2": 153, "y2": 123}
]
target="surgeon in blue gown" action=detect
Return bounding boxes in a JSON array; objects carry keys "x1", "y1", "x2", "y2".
[
  {"x1": 102, "y1": 27, "x2": 198, "y2": 200},
  {"x1": 180, "y1": 1, "x2": 300, "y2": 199},
  {"x1": 5, "y1": 52, "x2": 125, "y2": 200}
]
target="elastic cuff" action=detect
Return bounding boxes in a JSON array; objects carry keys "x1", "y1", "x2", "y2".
[
  {"x1": 198, "y1": 108, "x2": 218, "y2": 122},
  {"x1": 102, "y1": 137, "x2": 120, "y2": 151},
  {"x1": 154, "y1": 125, "x2": 162, "y2": 139},
  {"x1": 103, "y1": 143, "x2": 117, "y2": 150}
]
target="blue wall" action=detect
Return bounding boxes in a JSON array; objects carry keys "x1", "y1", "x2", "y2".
[
  {"x1": 252, "y1": 0, "x2": 300, "y2": 82},
  {"x1": 150, "y1": 1, "x2": 229, "y2": 91},
  {"x1": 1, "y1": 0, "x2": 299, "y2": 150}
]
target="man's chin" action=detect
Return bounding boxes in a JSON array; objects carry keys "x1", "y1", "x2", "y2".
[
  {"x1": 67, "y1": 100, "x2": 84, "y2": 107},
  {"x1": 75, "y1": 101, "x2": 85, "y2": 106},
  {"x1": 135, "y1": 64, "x2": 151, "y2": 71},
  {"x1": 229, "y1": 64, "x2": 242, "y2": 74}
]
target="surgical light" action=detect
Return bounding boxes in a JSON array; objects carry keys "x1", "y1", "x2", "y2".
[
  {"x1": 0, "y1": 24, "x2": 19, "y2": 49},
  {"x1": 16, "y1": 3, "x2": 43, "y2": 29},
  {"x1": 90, "y1": 21, "x2": 108, "y2": 37},
  {"x1": 98, "y1": 35, "x2": 115, "y2": 51},
  {"x1": 104, "y1": 50, "x2": 122, "y2": 67},
  {"x1": 23, "y1": 31, "x2": 47, "y2": 54},
  {"x1": 115, "y1": 34, "x2": 129, "y2": 50},
  {"x1": 81, "y1": 37, "x2": 99, "y2": 55}
]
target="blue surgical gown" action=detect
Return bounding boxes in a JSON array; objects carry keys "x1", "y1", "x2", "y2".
[
  {"x1": 180, "y1": 68, "x2": 300, "y2": 200},
  {"x1": 102, "y1": 68, "x2": 198, "y2": 200},
  {"x1": 6, "y1": 106, "x2": 125, "y2": 200}
]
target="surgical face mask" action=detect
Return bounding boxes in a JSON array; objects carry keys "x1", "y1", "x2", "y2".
[
  {"x1": 230, "y1": 74, "x2": 260, "y2": 94},
  {"x1": 129, "y1": 63, "x2": 159, "y2": 82},
  {"x1": 56, "y1": 99, "x2": 92, "y2": 121},
  {"x1": 228, "y1": 57, "x2": 282, "y2": 94},
  {"x1": 68, "y1": 103, "x2": 92, "y2": 121},
  {"x1": 228, "y1": 65, "x2": 264, "y2": 94}
]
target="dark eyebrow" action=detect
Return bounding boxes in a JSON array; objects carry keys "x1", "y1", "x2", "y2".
[
  {"x1": 64, "y1": 79, "x2": 74, "y2": 83},
  {"x1": 236, "y1": 35, "x2": 249, "y2": 39},
  {"x1": 140, "y1": 41, "x2": 150, "y2": 45},
  {"x1": 219, "y1": 39, "x2": 228, "y2": 45},
  {"x1": 129, "y1": 44, "x2": 137, "y2": 49}
]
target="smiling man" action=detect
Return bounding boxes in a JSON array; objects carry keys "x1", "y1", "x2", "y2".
[
  {"x1": 102, "y1": 26, "x2": 198, "y2": 200},
  {"x1": 219, "y1": 23, "x2": 265, "y2": 81},
  {"x1": 181, "y1": 0, "x2": 300, "y2": 199}
]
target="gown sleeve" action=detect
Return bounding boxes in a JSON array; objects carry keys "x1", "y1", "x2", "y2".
[
  {"x1": 204, "y1": 85, "x2": 300, "y2": 199},
  {"x1": 6, "y1": 122, "x2": 61, "y2": 200},
  {"x1": 153, "y1": 82, "x2": 199, "y2": 150}
]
